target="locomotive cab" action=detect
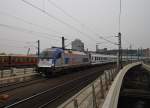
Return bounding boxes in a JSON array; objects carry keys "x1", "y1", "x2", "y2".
[{"x1": 38, "y1": 48, "x2": 63, "y2": 76}]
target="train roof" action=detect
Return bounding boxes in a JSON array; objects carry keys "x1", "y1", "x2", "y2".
[
  {"x1": 90, "y1": 53, "x2": 117, "y2": 57},
  {"x1": 0, "y1": 55, "x2": 37, "y2": 57},
  {"x1": 43, "y1": 48, "x2": 87, "y2": 55},
  {"x1": 64, "y1": 50, "x2": 86, "y2": 55}
]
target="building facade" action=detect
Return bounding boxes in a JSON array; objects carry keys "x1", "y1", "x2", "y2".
[{"x1": 72, "y1": 39, "x2": 84, "y2": 51}]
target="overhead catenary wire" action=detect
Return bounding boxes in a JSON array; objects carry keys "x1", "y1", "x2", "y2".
[
  {"x1": 47, "y1": 0, "x2": 117, "y2": 45},
  {"x1": 21, "y1": 0, "x2": 98, "y2": 42},
  {"x1": 0, "y1": 11, "x2": 62, "y2": 35},
  {"x1": 0, "y1": 37, "x2": 34, "y2": 43},
  {"x1": 47, "y1": 0, "x2": 82, "y2": 25},
  {"x1": 0, "y1": 23, "x2": 61, "y2": 41},
  {"x1": 0, "y1": 43, "x2": 27, "y2": 49},
  {"x1": 99, "y1": 36, "x2": 118, "y2": 45}
]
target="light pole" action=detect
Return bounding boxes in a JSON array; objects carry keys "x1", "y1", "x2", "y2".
[{"x1": 116, "y1": 32, "x2": 122, "y2": 71}]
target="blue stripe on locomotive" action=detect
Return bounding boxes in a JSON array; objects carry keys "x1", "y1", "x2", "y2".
[
  {"x1": 52, "y1": 48, "x2": 63, "y2": 64},
  {"x1": 64, "y1": 58, "x2": 69, "y2": 64}
]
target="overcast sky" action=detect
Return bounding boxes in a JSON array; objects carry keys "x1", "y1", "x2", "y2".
[{"x1": 0, "y1": 0, "x2": 149, "y2": 54}]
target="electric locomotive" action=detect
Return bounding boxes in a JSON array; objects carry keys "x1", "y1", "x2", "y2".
[{"x1": 38, "y1": 47, "x2": 90, "y2": 76}]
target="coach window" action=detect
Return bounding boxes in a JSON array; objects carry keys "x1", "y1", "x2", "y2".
[
  {"x1": 6, "y1": 58, "x2": 8, "y2": 62},
  {"x1": 30, "y1": 58, "x2": 32, "y2": 62},
  {"x1": 33, "y1": 58, "x2": 36, "y2": 62},
  {"x1": 17, "y1": 58, "x2": 19, "y2": 62},
  {"x1": 26, "y1": 58, "x2": 28, "y2": 62},
  {"x1": 2, "y1": 58, "x2": 4, "y2": 62},
  {"x1": 29, "y1": 58, "x2": 31, "y2": 62},
  {"x1": 23, "y1": 58, "x2": 25, "y2": 62},
  {"x1": 0, "y1": 58, "x2": 2, "y2": 62},
  {"x1": 22, "y1": 58, "x2": 24, "y2": 62},
  {"x1": 3, "y1": 57, "x2": 5, "y2": 62},
  {"x1": 25, "y1": 58, "x2": 27, "y2": 62},
  {"x1": 24, "y1": 58, "x2": 26, "y2": 62},
  {"x1": 4, "y1": 58, "x2": 7, "y2": 62},
  {"x1": 13, "y1": 58, "x2": 15, "y2": 62},
  {"x1": 28, "y1": 58, "x2": 30, "y2": 62},
  {"x1": 20, "y1": 58, "x2": 22, "y2": 62},
  {"x1": 15, "y1": 58, "x2": 17, "y2": 62},
  {"x1": 18, "y1": 58, "x2": 21, "y2": 62},
  {"x1": 31, "y1": 58, "x2": 33, "y2": 62},
  {"x1": 21, "y1": 58, "x2": 24, "y2": 62}
]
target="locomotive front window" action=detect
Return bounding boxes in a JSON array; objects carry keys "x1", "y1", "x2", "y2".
[{"x1": 40, "y1": 51, "x2": 54, "y2": 59}]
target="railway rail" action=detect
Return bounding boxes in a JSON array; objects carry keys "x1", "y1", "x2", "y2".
[
  {"x1": 5, "y1": 70, "x2": 100, "y2": 108},
  {"x1": 1, "y1": 63, "x2": 115, "y2": 108},
  {"x1": 0, "y1": 76, "x2": 45, "y2": 94}
]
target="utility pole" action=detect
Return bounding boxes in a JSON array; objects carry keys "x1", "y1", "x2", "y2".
[
  {"x1": 116, "y1": 32, "x2": 122, "y2": 71},
  {"x1": 116, "y1": 0, "x2": 122, "y2": 71},
  {"x1": 130, "y1": 45, "x2": 132, "y2": 63},
  {"x1": 137, "y1": 48, "x2": 140, "y2": 61},
  {"x1": 37, "y1": 40, "x2": 40, "y2": 58},
  {"x1": 96, "y1": 44, "x2": 98, "y2": 53},
  {"x1": 141, "y1": 48, "x2": 143, "y2": 61},
  {"x1": 62, "y1": 37, "x2": 65, "y2": 50},
  {"x1": 127, "y1": 48, "x2": 128, "y2": 62}
]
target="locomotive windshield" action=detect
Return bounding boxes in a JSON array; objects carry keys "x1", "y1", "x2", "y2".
[
  {"x1": 40, "y1": 48, "x2": 63, "y2": 59},
  {"x1": 40, "y1": 51, "x2": 54, "y2": 59}
]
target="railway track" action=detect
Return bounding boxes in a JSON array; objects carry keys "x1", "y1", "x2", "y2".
[
  {"x1": 38, "y1": 72, "x2": 99, "y2": 108},
  {"x1": 4, "y1": 68, "x2": 103, "y2": 108},
  {"x1": 0, "y1": 63, "x2": 117, "y2": 108},
  {"x1": 0, "y1": 77, "x2": 46, "y2": 94},
  {"x1": 2, "y1": 63, "x2": 115, "y2": 108}
]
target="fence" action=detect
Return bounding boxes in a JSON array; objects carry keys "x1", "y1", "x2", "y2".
[
  {"x1": 0, "y1": 67, "x2": 36, "y2": 78},
  {"x1": 58, "y1": 68, "x2": 118, "y2": 108}
]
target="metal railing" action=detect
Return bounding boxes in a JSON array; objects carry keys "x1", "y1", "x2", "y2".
[
  {"x1": 102, "y1": 62, "x2": 141, "y2": 108},
  {"x1": 58, "y1": 68, "x2": 118, "y2": 108},
  {"x1": 58, "y1": 62, "x2": 141, "y2": 108},
  {"x1": 0, "y1": 67, "x2": 36, "y2": 78}
]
